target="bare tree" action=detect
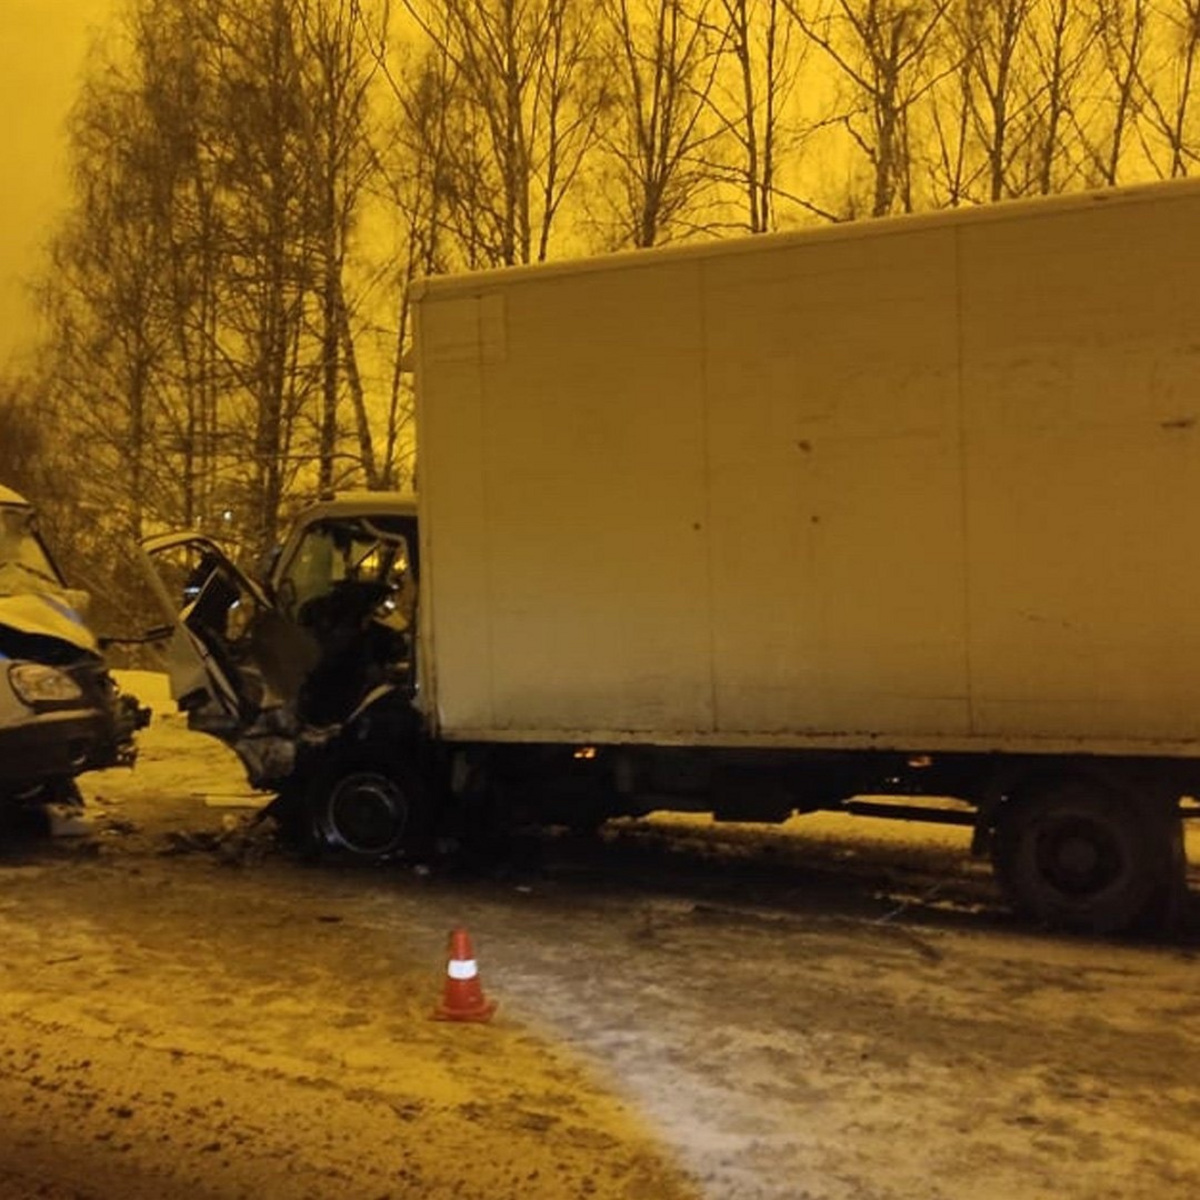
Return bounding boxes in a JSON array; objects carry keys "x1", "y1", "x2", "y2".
[
  {"x1": 194, "y1": 0, "x2": 389, "y2": 545},
  {"x1": 598, "y1": 0, "x2": 727, "y2": 246},
  {"x1": 926, "y1": 11, "x2": 976, "y2": 203},
  {"x1": 401, "y1": 0, "x2": 605, "y2": 266},
  {"x1": 205, "y1": 0, "x2": 320, "y2": 551},
  {"x1": 787, "y1": 0, "x2": 955, "y2": 216},
  {"x1": 1083, "y1": 0, "x2": 1151, "y2": 184},
  {"x1": 29, "y1": 0, "x2": 397, "y2": 564},
  {"x1": 363, "y1": 9, "x2": 471, "y2": 489},
  {"x1": 290, "y1": 0, "x2": 386, "y2": 494},
  {"x1": 41, "y1": 64, "x2": 174, "y2": 542},
  {"x1": 710, "y1": 0, "x2": 808, "y2": 231},
  {"x1": 1131, "y1": 0, "x2": 1200, "y2": 176},
  {"x1": 927, "y1": 0, "x2": 1052, "y2": 206},
  {"x1": 375, "y1": 41, "x2": 460, "y2": 487},
  {"x1": 1014, "y1": 0, "x2": 1095, "y2": 193},
  {"x1": 922, "y1": 0, "x2": 1106, "y2": 206},
  {"x1": 129, "y1": 0, "x2": 226, "y2": 531},
  {"x1": 966, "y1": 0, "x2": 1037, "y2": 199}
]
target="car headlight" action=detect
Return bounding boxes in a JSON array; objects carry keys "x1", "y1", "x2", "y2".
[{"x1": 8, "y1": 663, "x2": 84, "y2": 705}]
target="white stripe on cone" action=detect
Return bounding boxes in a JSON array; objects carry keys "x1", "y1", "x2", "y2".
[{"x1": 447, "y1": 958, "x2": 478, "y2": 980}]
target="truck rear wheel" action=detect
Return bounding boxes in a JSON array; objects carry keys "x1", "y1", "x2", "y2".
[{"x1": 991, "y1": 778, "x2": 1176, "y2": 934}]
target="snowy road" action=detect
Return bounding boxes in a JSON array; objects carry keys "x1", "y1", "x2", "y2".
[{"x1": 0, "y1": 673, "x2": 1198, "y2": 1199}]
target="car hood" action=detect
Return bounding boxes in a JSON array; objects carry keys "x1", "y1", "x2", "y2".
[{"x1": 0, "y1": 591, "x2": 99, "y2": 657}]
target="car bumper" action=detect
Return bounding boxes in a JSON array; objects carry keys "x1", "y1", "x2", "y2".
[
  {"x1": 0, "y1": 666, "x2": 147, "y2": 798},
  {"x1": 0, "y1": 706, "x2": 113, "y2": 788}
]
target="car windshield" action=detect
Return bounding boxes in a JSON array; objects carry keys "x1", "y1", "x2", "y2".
[{"x1": 0, "y1": 507, "x2": 64, "y2": 594}]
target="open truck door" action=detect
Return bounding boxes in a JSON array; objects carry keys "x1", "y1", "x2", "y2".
[{"x1": 139, "y1": 532, "x2": 315, "y2": 788}]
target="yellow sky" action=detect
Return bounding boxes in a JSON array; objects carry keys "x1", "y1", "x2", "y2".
[{"x1": 0, "y1": 0, "x2": 116, "y2": 371}]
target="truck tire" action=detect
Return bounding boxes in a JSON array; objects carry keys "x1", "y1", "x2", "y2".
[
  {"x1": 311, "y1": 765, "x2": 424, "y2": 860},
  {"x1": 991, "y1": 778, "x2": 1173, "y2": 934}
]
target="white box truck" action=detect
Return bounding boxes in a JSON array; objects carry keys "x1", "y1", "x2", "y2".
[{"x1": 143, "y1": 179, "x2": 1200, "y2": 933}]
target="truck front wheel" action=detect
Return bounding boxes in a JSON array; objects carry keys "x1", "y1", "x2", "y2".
[
  {"x1": 311, "y1": 765, "x2": 426, "y2": 860},
  {"x1": 991, "y1": 778, "x2": 1178, "y2": 934}
]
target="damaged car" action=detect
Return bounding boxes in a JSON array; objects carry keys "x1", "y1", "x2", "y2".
[
  {"x1": 0, "y1": 484, "x2": 148, "y2": 813},
  {"x1": 139, "y1": 493, "x2": 426, "y2": 859}
]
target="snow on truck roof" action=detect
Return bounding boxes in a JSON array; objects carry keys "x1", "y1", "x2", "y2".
[{"x1": 411, "y1": 175, "x2": 1200, "y2": 300}]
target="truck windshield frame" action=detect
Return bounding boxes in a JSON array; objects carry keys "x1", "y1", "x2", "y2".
[{"x1": 275, "y1": 516, "x2": 415, "y2": 627}]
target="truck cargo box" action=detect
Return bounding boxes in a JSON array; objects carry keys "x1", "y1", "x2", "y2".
[{"x1": 412, "y1": 180, "x2": 1200, "y2": 758}]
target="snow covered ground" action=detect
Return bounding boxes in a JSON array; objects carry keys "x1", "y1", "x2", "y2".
[{"x1": 0, "y1": 671, "x2": 1196, "y2": 1199}]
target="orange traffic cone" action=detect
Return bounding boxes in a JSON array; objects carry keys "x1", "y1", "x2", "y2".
[{"x1": 433, "y1": 927, "x2": 497, "y2": 1022}]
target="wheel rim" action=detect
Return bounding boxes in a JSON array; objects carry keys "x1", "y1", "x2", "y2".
[
  {"x1": 323, "y1": 772, "x2": 407, "y2": 856},
  {"x1": 1033, "y1": 815, "x2": 1125, "y2": 899}
]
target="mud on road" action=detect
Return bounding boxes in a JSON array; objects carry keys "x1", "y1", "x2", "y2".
[{"x1": 1, "y1": 674, "x2": 1199, "y2": 1200}]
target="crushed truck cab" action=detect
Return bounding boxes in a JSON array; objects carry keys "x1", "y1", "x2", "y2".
[
  {"x1": 140, "y1": 493, "x2": 423, "y2": 857},
  {"x1": 0, "y1": 485, "x2": 147, "y2": 809}
]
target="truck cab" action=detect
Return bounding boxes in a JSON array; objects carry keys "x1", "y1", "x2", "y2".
[{"x1": 140, "y1": 493, "x2": 423, "y2": 857}]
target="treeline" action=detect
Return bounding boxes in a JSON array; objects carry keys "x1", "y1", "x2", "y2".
[{"x1": 2, "y1": 0, "x2": 1198, "y2": 632}]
